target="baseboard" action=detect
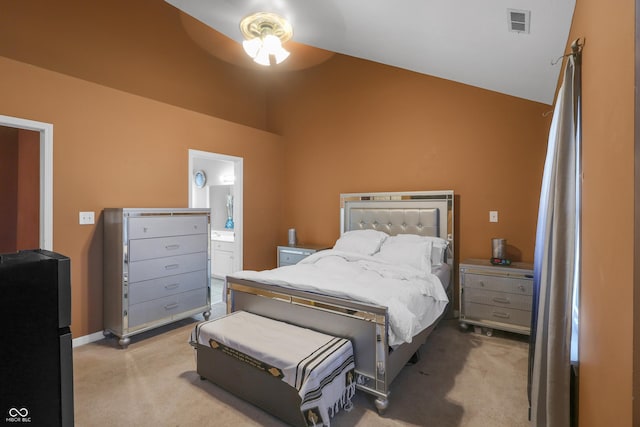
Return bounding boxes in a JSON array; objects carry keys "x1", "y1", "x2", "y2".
[
  {"x1": 73, "y1": 330, "x2": 105, "y2": 348},
  {"x1": 72, "y1": 306, "x2": 225, "y2": 348}
]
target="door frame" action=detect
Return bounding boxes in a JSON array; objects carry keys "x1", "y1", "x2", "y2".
[
  {"x1": 634, "y1": 0, "x2": 640, "y2": 422},
  {"x1": 0, "y1": 114, "x2": 53, "y2": 251},
  {"x1": 188, "y1": 149, "x2": 243, "y2": 273}
]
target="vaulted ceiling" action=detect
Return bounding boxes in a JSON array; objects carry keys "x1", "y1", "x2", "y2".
[{"x1": 166, "y1": 0, "x2": 576, "y2": 105}]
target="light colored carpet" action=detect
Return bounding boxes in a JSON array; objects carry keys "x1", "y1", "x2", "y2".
[{"x1": 73, "y1": 307, "x2": 529, "y2": 426}]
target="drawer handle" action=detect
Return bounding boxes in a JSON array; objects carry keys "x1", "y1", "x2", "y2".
[
  {"x1": 164, "y1": 303, "x2": 179, "y2": 310},
  {"x1": 164, "y1": 264, "x2": 179, "y2": 270},
  {"x1": 165, "y1": 244, "x2": 180, "y2": 251},
  {"x1": 492, "y1": 311, "x2": 510, "y2": 319},
  {"x1": 164, "y1": 283, "x2": 180, "y2": 290},
  {"x1": 519, "y1": 285, "x2": 527, "y2": 292},
  {"x1": 492, "y1": 297, "x2": 511, "y2": 304},
  {"x1": 479, "y1": 281, "x2": 485, "y2": 287}
]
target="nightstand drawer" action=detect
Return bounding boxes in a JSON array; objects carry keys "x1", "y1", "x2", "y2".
[
  {"x1": 278, "y1": 250, "x2": 308, "y2": 266},
  {"x1": 463, "y1": 288, "x2": 532, "y2": 311},
  {"x1": 462, "y1": 301, "x2": 531, "y2": 328},
  {"x1": 463, "y1": 273, "x2": 532, "y2": 295},
  {"x1": 277, "y1": 245, "x2": 328, "y2": 267}
]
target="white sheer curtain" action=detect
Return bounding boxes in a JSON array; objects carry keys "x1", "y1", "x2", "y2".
[{"x1": 529, "y1": 44, "x2": 581, "y2": 427}]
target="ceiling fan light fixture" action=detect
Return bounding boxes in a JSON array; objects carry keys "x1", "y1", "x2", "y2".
[
  {"x1": 253, "y1": 47, "x2": 271, "y2": 66},
  {"x1": 242, "y1": 37, "x2": 261, "y2": 58},
  {"x1": 273, "y1": 47, "x2": 290, "y2": 64},
  {"x1": 262, "y1": 34, "x2": 281, "y2": 52},
  {"x1": 240, "y1": 12, "x2": 293, "y2": 66}
]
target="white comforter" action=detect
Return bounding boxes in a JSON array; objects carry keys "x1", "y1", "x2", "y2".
[{"x1": 229, "y1": 250, "x2": 450, "y2": 346}]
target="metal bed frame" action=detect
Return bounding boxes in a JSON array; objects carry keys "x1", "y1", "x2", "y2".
[{"x1": 223, "y1": 191, "x2": 455, "y2": 414}]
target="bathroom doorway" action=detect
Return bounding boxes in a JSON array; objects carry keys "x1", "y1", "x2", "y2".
[{"x1": 188, "y1": 149, "x2": 243, "y2": 303}]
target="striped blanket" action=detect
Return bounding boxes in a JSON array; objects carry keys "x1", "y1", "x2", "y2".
[{"x1": 191, "y1": 311, "x2": 356, "y2": 426}]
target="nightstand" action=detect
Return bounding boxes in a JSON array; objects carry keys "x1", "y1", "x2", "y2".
[
  {"x1": 277, "y1": 244, "x2": 330, "y2": 267},
  {"x1": 459, "y1": 258, "x2": 534, "y2": 336}
]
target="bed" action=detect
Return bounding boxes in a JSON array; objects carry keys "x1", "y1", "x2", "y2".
[{"x1": 201, "y1": 191, "x2": 454, "y2": 418}]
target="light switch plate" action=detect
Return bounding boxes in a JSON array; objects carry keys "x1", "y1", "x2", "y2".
[
  {"x1": 489, "y1": 211, "x2": 499, "y2": 223},
  {"x1": 79, "y1": 211, "x2": 95, "y2": 225}
]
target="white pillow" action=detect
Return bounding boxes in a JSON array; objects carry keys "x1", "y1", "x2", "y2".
[
  {"x1": 374, "y1": 234, "x2": 433, "y2": 273},
  {"x1": 423, "y1": 236, "x2": 449, "y2": 266},
  {"x1": 333, "y1": 229, "x2": 389, "y2": 256}
]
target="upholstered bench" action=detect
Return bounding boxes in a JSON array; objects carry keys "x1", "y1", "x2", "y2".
[{"x1": 190, "y1": 311, "x2": 356, "y2": 427}]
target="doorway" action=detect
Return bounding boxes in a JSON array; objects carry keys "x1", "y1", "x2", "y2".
[
  {"x1": 0, "y1": 115, "x2": 53, "y2": 252},
  {"x1": 188, "y1": 149, "x2": 243, "y2": 303}
]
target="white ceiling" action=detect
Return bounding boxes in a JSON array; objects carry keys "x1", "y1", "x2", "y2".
[{"x1": 165, "y1": 0, "x2": 575, "y2": 105}]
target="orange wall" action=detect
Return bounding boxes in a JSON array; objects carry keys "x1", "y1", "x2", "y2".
[
  {"x1": 269, "y1": 55, "x2": 551, "y2": 266},
  {"x1": 568, "y1": 0, "x2": 635, "y2": 425},
  {"x1": 0, "y1": 126, "x2": 19, "y2": 252},
  {"x1": 17, "y1": 129, "x2": 40, "y2": 250},
  {"x1": 0, "y1": 56, "x2": 285, "y2": 337},
  {"x1": 0, "y1": 0, "x2": 271, "y2": 131},
  {"x1": 0, "y1": 127, "x2": 40, "y2": 252}
]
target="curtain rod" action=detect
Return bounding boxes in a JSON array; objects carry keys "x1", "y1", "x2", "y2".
[
  {"x1": 551, "y1": 38, "x2": 584, "y2": 66},
  {"x1": 542, "y1": 38, "x2": 584, "y2": 117}
]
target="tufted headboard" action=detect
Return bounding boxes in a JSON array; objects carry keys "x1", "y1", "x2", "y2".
[{"x1": 340, "y1": 191, "x2": 454, "y2": 266}]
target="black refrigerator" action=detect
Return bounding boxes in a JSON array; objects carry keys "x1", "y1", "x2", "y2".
[{"x1": 0, "y1": 249, "x2": 74, "y2": 426}]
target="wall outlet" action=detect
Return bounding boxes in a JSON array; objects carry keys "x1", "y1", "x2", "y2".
[
  {"x1": 489, "y1": 210, "x2": 499, "y2": 223},
  {"x1": 79, "y1": 211, "x2": 95, "y2": 225}
]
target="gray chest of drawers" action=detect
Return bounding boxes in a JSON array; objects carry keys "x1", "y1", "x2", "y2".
[
  {"x1": 103, "y1": 208, "x2": 211, "y2": 348},
  {"x1": 459, "y1": 258, "x2": 534, "y2": 336}
]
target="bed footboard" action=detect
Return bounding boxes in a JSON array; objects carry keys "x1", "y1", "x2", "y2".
[{"x1": 225, "y1": 277, "x2": 437, "y2": 412}]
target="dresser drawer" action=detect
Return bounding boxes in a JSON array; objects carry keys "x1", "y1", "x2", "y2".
[
  {"x1": 463, "y1": 273, "x2": 532, "y2": 295},
  {"x1": 128, "y1": 215, "x2": 207, "y2": 239},
  {"x1": 129, "y1": 234, "x2": 208, "y2": 262},
  {"x1": 128, "y1": 252, "x2": 207, "y2": 283},
  {"x1": 129, "y1": 270, "x2": 207, "y2": 305},
  {"x1": 462, "y1": 301, "x2": 531, "y2": 328},
  {"x1": 128, "y1": 288, "x2": 208, "y2": 328},
  {"x1": 463, "y1": 288, "x2": 532, "y2": 311}
]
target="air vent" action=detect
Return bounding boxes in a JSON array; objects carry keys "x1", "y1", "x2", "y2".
[{"x1": 508, "y1": 9, "x2": 531, "y2": 34}]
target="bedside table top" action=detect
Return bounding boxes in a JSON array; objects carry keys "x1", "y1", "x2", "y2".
[
  {"x1": 278, "y1": 244, "x2": 331, "y2": 251},
  {"x1": 461, "y1": 258, "x2": 534, "y2": 272}
]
